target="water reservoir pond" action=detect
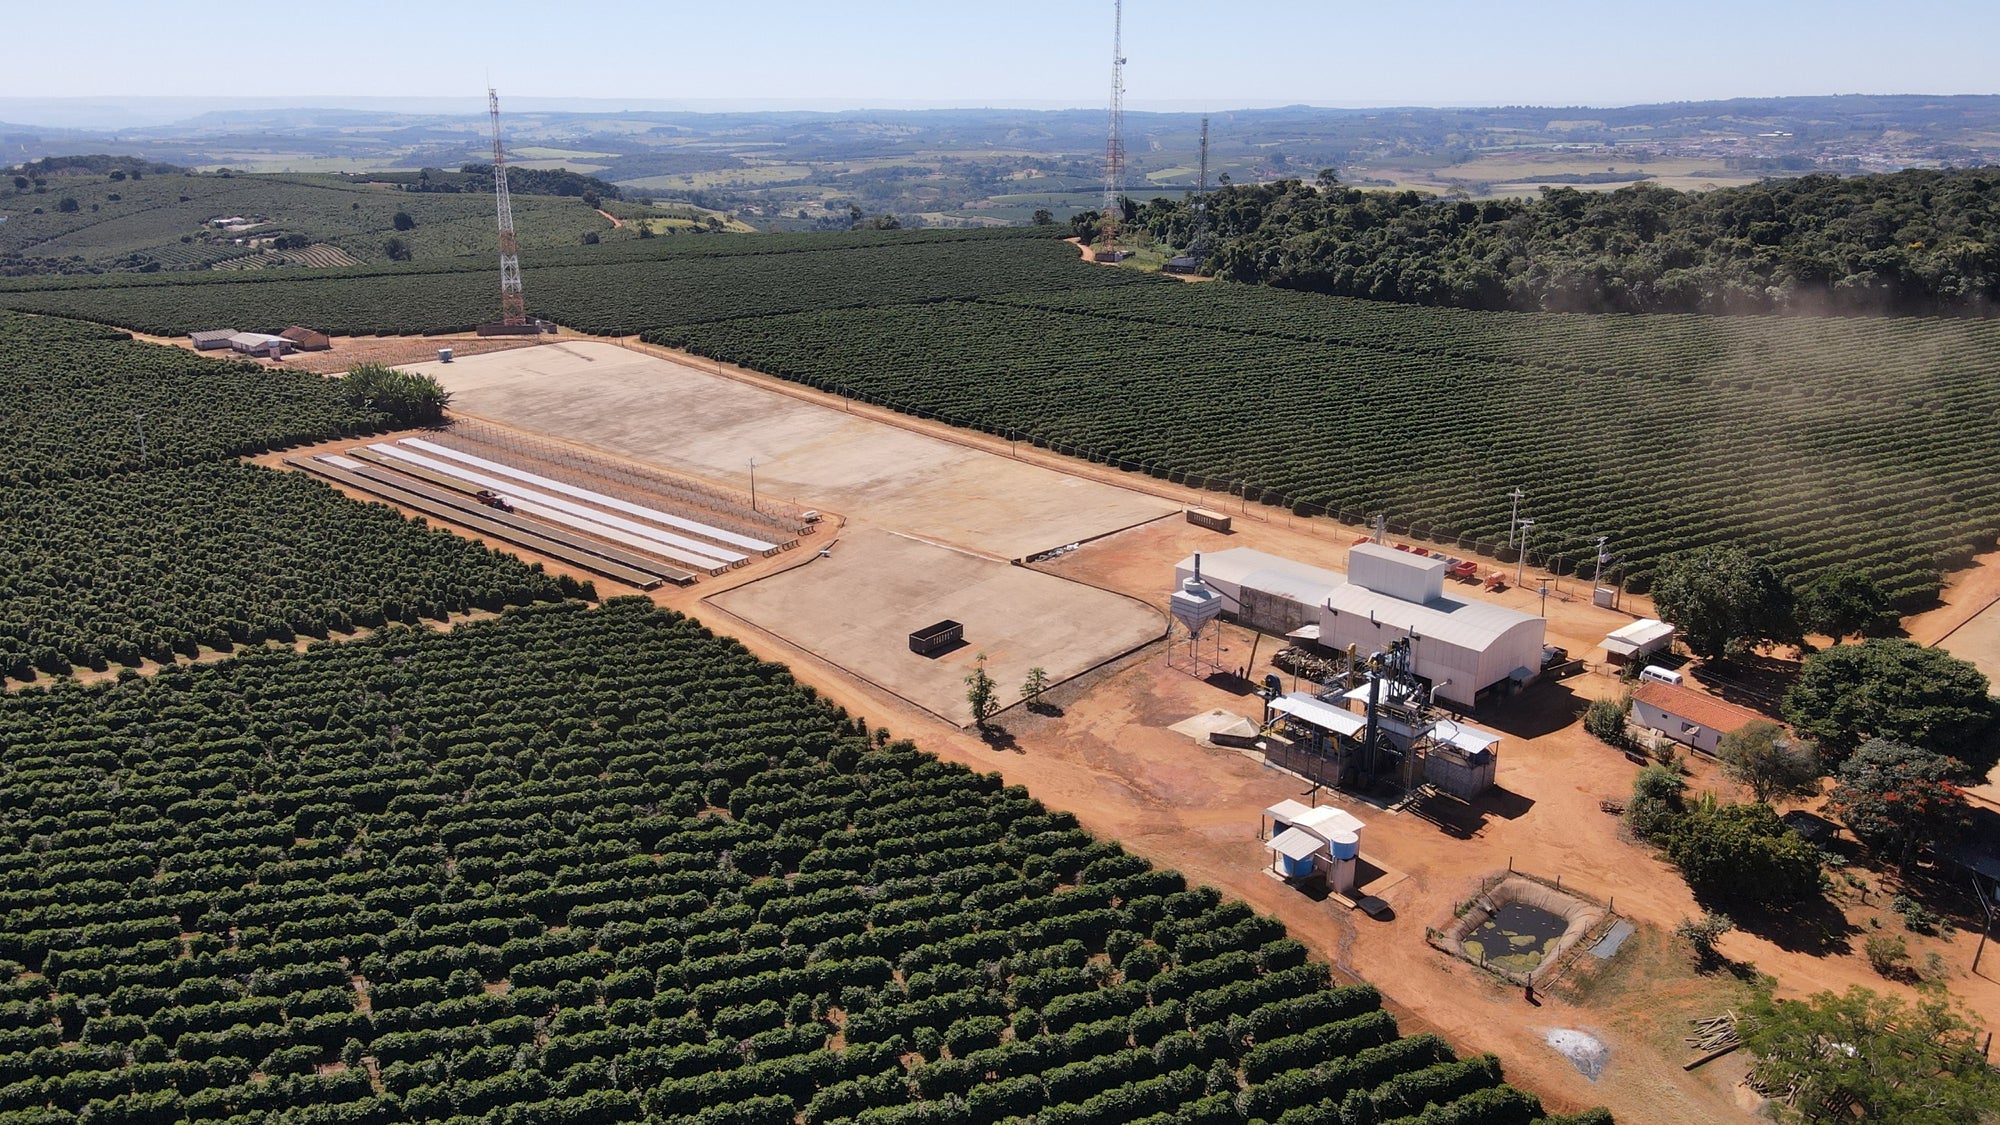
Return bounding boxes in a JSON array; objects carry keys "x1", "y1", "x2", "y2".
[{"x1": 1461, "y1": 902, "x2": 1567, "y2": 973}]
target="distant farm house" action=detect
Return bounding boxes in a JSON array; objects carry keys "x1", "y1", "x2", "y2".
[
  {"x1": 279, "y1": 326, "x2": 332, "y2": 351},
  {"x1": 187, "y1": 329, "x2": 238, "y2": 351},
  {"x1": 227, "y1": 332, "x2": 294, "y2": 357}
]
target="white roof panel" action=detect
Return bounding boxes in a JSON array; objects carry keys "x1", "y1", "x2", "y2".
[
  {"x1": 1272, "y1": 692, "x2": 1368, "y2": 736},
  {"x1": 1264, "y1": 798, "x2": 1315, "y2": 823},
  {"x1": 1265, "y1": 826, "x2": 1325, "y2": 861},
  {"x1": 1176, "y1": 548, "x2": 1344, "y2": 602},
  {"x1": 1322, "y1": 582, "x2": 1542, "y2": 651},
  {"x1": 1429, "y1": 724, "x2": 1502, "y2": 755},
  {"x1": 1292, "y1": 805, "x2": 1365, "y2": 839}
]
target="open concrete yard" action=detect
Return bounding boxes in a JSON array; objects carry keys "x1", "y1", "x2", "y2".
[
  {"x1": 409, "y1": 341, "x2": 1176, "y2": 559},
  {"x1": 706, "y1": 527, "x2": 1164, "y2": 724}
]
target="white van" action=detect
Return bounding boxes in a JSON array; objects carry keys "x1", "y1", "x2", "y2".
[{"x1": 1638, "y1": 665, "x2": 1683, "y2": 685}]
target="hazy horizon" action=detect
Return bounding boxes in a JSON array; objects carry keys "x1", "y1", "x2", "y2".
[
  {"x1": 4, "y1": 92, "x2": 1996, "y2": 134},
  {"x1": 4, "y1": 0, "x2": 1995, "y2": 126}
]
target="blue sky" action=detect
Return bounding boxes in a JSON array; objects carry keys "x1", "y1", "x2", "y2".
[{"x1": 5, "y1": 0, "x2": 1996, "y2": 109}]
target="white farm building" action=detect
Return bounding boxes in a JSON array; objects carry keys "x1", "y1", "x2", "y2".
[
  {"x1": 1317, "y1": 544, "x2": 1545, "y2": 709},
  {"x1": 1173, "y1": 548, "x2": 1345, "y2": 636}
]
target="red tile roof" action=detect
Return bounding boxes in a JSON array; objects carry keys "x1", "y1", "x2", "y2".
[{"x1": 1631, "y1": 680, "x2": 1770, "y2": 735}]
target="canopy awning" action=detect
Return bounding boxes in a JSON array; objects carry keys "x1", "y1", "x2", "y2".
[{"x1": 1265, "y1": 826, "x2": 1326, "y2": 861}]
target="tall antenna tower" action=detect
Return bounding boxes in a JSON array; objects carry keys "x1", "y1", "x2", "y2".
[
  {"x1": 487, "y1": 87, "x2": 526, "y2": 327},
  {"x1": 1191, "y1": 115, "x2": 1211, "y2": 256},
  {"x1": 1099, "y1": 0, "x2": 1126, "y2": 258}
]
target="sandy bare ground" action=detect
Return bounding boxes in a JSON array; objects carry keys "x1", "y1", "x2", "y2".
[
  {"x1": 707, "y1": 527, "x2": 1164, "y2": 725},
  {"x1": 403, "y1": 341, "x2": 1178, "y2": 559}
]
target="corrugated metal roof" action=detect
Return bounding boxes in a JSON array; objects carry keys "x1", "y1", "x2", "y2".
[
  {"x1": 188, "y1": 329, "x2": 238, "y2": 342},
  {"x1": 1291, "y1": 805, "x2": 1365, "y2": 840},
  {"x1": 1429, "y1": 723, "x2": 1501, "y2": 755},
  {"x1": 1176, "y1": 548, "x2": 1343, "y2": 603},
  {"x1": 1322, "y1": 583, "x2": 1541, "y2": 651},
  {"x1": 1272, "y1": 692, "x2": 1367, "y2": 736},
  {"x1": 1600, "y1": 616, "x2": 1680, "y2": 652},
  {"x1": 1265, "y1": 826, "x2": 1325, "y2": 861}
]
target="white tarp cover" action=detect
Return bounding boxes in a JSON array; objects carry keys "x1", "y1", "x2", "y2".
[
  {"x1": 1265, "y1": 826, "x2": 1325, "y2": 861},
  {"x1": 1272, "y1": 692, "x2": 1367, "y2": 737}
]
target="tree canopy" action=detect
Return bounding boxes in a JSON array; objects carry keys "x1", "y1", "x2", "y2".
[
  {"x1": 1134, "y1": 166, "x2": 2000, "y2": 317},
  {"x1": 1717, "y1": 720, "x2": 1821, "y2": 804},
  {"x1": 1825, "y1": 738, "x2": 1972, "y2": 871},
  {"x1": 340, "y1": 363, "x2": 451, "y2": 428},
  {"x1": 1794, "y1": 566, "x2": 1897, "y2": 641},
  {"x1": 1665, "y1": 799, "x2": 1823, "y2": 910},
  {"x1": 1780, "y1": 639, "x2": 1993, "y2": 763},
  {"x1": 1649, "y1": 547, "x2": 1796, "y2": 660},
  {"x1": 1741, "y1": 985, "x2": 1996, "y2": 1123}
]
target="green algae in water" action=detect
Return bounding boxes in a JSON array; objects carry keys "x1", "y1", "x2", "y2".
[{"x1": 1464, "y1": 902, "x2": 1566, "y2": 973}]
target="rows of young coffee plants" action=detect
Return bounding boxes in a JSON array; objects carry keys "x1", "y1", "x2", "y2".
[
  {"x1": 0, "y1": 313, "x2": 570, "y2": 682},
  {"x1": 0, "y1": 313, "x2": 370, "y2": 485},
  {"x1": 0, "y1": 229, "x2": 1082, "y2": 336},
  {"x1": 0, "y1": 463, "x2": 577, "y2": 680},
  {"x1": 647, "y1": 292, "x2": 2000, "y2": 603},
  {"x1": 0, "y1": 599, "x2": 1597, "y2": 1125}
]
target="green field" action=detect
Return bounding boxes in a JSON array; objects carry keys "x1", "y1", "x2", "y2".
[
  {"x1": 0, "y1": 312, "x2": 573, "y2": 680},
  {"x1": 5, "y1": 229, "x2": 1994, "y2": 604},
  {"x1": 0, "y1": 171, "x2": 617, "y2": 274}
]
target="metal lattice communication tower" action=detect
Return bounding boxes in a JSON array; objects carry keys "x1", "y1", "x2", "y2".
[
  {"x1": 1099, "y1": 0, "x2": 1126, "y2": 255},
  {"x1": 1191, "y1": 115, "x2": 1211, "y2": 256},
  {"x1": 488, "y1": 87, "x2": 527, "y2": 326}
]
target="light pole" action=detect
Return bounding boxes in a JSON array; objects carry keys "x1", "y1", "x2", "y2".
[
  {"x1": 1516, "y1": 519, "x2": 1534, "y2": 587},
  {"x1": 1506, "y1": 488, "x2": 1525, "y2": 548},
  {"x1": 1593, "y1": 536, "x2": 1610, "y2": 587},
  {"x1": 748, "y1": 458, "x2": 757, "y2": 512}
]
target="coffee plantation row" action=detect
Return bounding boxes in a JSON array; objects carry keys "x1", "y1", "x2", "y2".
[
  {"x1": 0, "y1": 598, "x2": 1600, "y2": 1125},
  {"x1": 0, "y1": 313, "x2": 570, "y2": 681},
  {"x1": 0, "y1": 230, "x2": 1094, "y2": 338},
  {"x1": 0, "y1": 313, "x2": 372, "y2": 485},
  {"x1": 648, "y1": 292, "x2": 2000, "y2": 602},
  {"x1": 5, "y1": 230, "x2": 1995, "y2": 599},
  {"x1": 0, "y1": 462, "x2": 580, "y2": 680}
]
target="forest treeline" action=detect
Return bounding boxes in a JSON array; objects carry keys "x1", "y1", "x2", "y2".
[{"x1": 1123, "y1": 167, "x2": 2000, "y2": 316}]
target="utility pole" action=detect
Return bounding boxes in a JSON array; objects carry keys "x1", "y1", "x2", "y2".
[
  {"x1": 1506, "y1": 488, "x2": 1525, "y2": 548},
  {"x1": 1593, "y1": 536, "x2": 1610, "y2": 586},
  {"x1": 1516, "y1": 519, "x2": 1534, "y2": 587},
  {"x1": 748, "y1": 458, "x2": 758, "y2": 512}
]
